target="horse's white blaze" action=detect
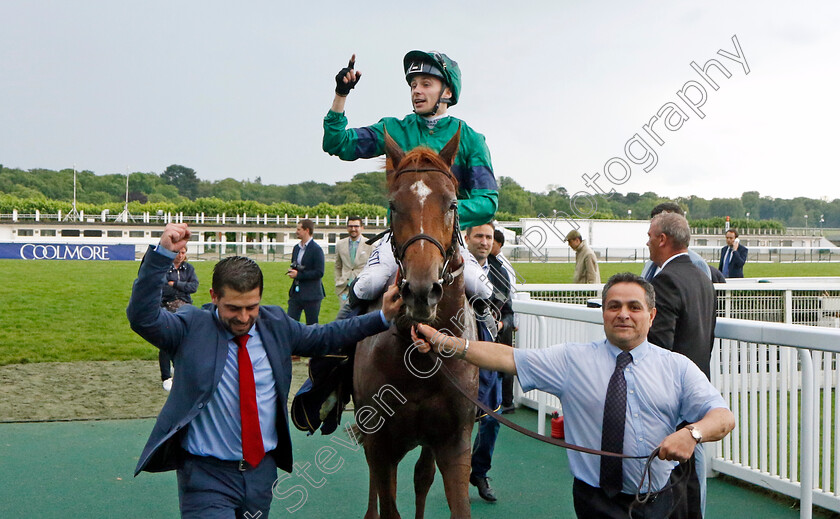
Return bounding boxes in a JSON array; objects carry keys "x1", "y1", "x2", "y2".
[
  {"x1": 411, "y1": 180, "x2": 432, "y2": 205},
  {"x1": 411, "y1": 180, "x2": 432, "y2": 236}
]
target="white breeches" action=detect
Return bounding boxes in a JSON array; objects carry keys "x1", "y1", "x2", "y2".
[{"x1": 352, "y1": 232, "x2": 493, "y2": 301}]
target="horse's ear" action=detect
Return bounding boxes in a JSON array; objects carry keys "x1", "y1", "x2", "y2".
[
  {"x1": 439, "y1": 124, "x2": 461, "y2": 167},
  {"x1": 383, "y1": 127, "x2": 405, "y2": 173}
]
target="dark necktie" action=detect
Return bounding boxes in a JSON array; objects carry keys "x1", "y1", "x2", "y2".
[
  {"x1": 600, "y1": 351, "x2": 633, "y2": 497},
  {"x1": 644, "y1": 264, "x2": 656, "y2": 282},
  {"x1": 235, "y1": 334, "x2": 265, "y2": 468}
]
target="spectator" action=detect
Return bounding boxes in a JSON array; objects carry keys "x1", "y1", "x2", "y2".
[
  {"x1": 287, "y1": 219, "x2": 325, "y2": 325},
  {"x1": 566, "y1": 229, "x2": 601, "y2": 284},
  {"x1": 719, "y1": 229, "x2": 748, "y2": 278},
  {"x1": 491, "y1": 228, "x2": 518, "y2": 414},
  {"x1": 641, "y1": 202, "x2": 711, "y2": 281},
  {"x1": 492, "y1": 228, "x2": 517, "y2": 287},
  {"x1": 158, "y1": 246, "x2": 198, "y2": 392},
  {"x1": 466, "y1": 223, "x2": 515, "y2": 502},
  {"x1": 334, "y1": 216, "x2": 372, "y2": 309},
  {"x1": 709, "y1": 266, "x2": 726, "y2": 284},
  {"x1": 411, "y1": 272, "x2": 735, "y2": 519}
]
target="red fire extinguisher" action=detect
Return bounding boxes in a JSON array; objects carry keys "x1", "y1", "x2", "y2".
[{"x1": 551, "y1": 411, "x2": 564, "y2": 439}]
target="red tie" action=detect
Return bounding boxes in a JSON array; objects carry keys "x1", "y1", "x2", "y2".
[{"x1": 235, "y1": 334, "x2": 265, "y2": 468}]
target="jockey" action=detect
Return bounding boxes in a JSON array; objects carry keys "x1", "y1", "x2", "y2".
[{"x1": 323, "y1": 51, "x2": 498, "y2": 306}]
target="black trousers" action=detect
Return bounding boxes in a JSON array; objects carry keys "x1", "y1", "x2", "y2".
[
  {"x1": 668, "y1": 453, "x2": 702, "y2": 519},
  {"x1": 572, "y1": 478, "x2": 673, "y2": 519},
  {"x1": 501, "y1": 372, "x2": 515, "y2": 407},
  {"x1": 287, "y1": 299, "x2": 321, "y2": 325}
]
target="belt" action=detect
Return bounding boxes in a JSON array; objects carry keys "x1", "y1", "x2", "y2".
[
  {"x1": 183, "y1": 450, "x2": 274, "y2": 472},
  {"x1": 574, "y1": 478, "x2": 663, "y2": 505}
]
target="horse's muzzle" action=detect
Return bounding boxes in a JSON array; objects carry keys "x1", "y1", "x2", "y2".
[{"x1": 400, "y1": 280, "x2": 444, "y2": 321}]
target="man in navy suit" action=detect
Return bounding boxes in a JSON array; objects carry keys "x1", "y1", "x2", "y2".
[
  {"x1": 287, "y1": 218, "x2": 325, "y2": 324},
  {"x1": 127, "y1": 223, "x2": 402, "y2": 518},
  {"x1": 718, "y1": 229, "x2": 748, "y2": 278}
]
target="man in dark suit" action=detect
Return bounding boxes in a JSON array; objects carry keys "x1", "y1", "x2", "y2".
[
  {"x1": 465, "y1": 223, "x2": 515, "y2": 502},
  {"x1": 718, "y1": 229, "x2": 748, "y2": 278},
  {"x1": 127, "y1": 223, "x2": 402, "y2": 518},
  {"x1": 646, "y1": 212, "x2": 717, "y2": 519},
  {"x1": 287, "y1": 218, "x2": 325, "y2": 324}
]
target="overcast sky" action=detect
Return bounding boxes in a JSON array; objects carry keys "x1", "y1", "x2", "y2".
[{"x1": 1, "y1": 1, "x2": 837, "y2": 203}]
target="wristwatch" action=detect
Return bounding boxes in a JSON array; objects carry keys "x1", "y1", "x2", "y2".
[{"x1": 685, "y1": 425, "x2": 703, "y2": 444}]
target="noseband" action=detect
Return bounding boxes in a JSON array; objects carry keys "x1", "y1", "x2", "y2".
[{"x1": 389, "y1": 167, "x2": 465, "y2": 291}]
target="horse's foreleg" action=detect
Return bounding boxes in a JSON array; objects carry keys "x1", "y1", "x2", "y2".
[
  {"x1": 413, "y1": 446, "x2": 436, "y2": 519},
  {"x1": 365, "y1": 445, "x2": 402, "y2": 519},
  {"x1": 433, "y1": 433, "x2": 473, "y2": 519},
  {"x1": 364, "y1": 469, "x2": 380, "y2": 519}
]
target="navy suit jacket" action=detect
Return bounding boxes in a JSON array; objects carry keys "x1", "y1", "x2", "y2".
[
  {"x1": 127, "y1": 246, "x2": 387, "y2": 475},
  {"x1": 718, "y1": 245, "x2": 748, "y2": 278},
  {"x1": 289, "y1": 240, "x2": 325, "y2": 301}
]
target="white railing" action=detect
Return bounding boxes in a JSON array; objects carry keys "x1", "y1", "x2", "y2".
[
  {"x1": 1, "y1": 211, "x2": 388, "y2": 227},
  {"x1": 514, "y1": 281, "x2": 840, "y2": 328},
  {"x1": 511, "y1": 297, "x2": 840, "y2": 518},
  {"x1": 505, "y1": 245, "x2": 840, "y2": 263}
]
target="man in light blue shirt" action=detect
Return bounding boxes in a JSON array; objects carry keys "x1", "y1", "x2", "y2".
[{"x1": 411, "y1": 272, "x2": 735, "y2": 518}]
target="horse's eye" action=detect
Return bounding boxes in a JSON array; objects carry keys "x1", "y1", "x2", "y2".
[
  {"x1": 389, "y1": 202, "x2": 397, "y2": 213},
  {"x1": 449, "y1": 202, "x2": 457, "y2": 211}
]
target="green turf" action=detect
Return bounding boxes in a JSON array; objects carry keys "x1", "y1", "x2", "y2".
[
  {"x1": 0, "y1": 259, "x2": 342, "y2": 365},
  {"x1": 0, "y1": 409, "x2": 819, "y2": 518},
  {"x1": 508, "y1": 261, "x2": 840, "y2": 284},
  {"x1": 1, "y1": 258, "x2": 838, "y2": 365}
]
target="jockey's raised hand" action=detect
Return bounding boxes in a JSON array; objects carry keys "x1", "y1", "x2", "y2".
[{"x1": 335, "y1": 54, "x2": 361, "y2": 96}]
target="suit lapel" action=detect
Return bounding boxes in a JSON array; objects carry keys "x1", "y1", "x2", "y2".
[
  {"x1": 211, "y1": 312, "x2": 231, "y2": 388},
  {"x1": 339, "y1": 240, "x2": 349, "y2": 266},
  {"x1": 256, "y1": 318, "x2": 284, "y2": 388}
]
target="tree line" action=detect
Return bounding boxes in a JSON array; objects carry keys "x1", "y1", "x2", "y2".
[{"x1": 1, "y1": 164, "x2": 837, "y2": 229}]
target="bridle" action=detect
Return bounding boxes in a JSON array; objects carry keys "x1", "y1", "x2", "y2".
[{"x1": 388, "y1": 167, "x2": 465, "y2": 292}]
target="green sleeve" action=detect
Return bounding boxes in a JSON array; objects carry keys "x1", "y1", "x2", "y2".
[
  {"x1": 322, "y1": 110, "x2": 359, "y2": 161},
  {"x1": 458, "y1": 189, "x2": 499, "y2": 228},
  {"x1": 323, "y1": 110, "x2": 389, "y2": 161}
]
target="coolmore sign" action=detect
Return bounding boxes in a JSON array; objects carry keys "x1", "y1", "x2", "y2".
[{"x1": 0, "y1": 243, "x2": 135, "y2": 261}]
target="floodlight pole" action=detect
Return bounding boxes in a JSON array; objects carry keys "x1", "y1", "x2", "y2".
[
  {"x1": 116, "y1": 169, "x2": 135, "y2": 223},
  {"x1": 63, "y1": 164, "x2": 80, "y2": 221}
]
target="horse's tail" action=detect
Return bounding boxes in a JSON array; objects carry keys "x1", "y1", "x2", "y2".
[{"x1": 348, "y1": 423, "x2": 367, "y2": 446}]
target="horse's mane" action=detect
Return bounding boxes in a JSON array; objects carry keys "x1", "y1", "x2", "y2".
[{"x1": 386, "y1": 146, "x2": 459, "y2": 191}]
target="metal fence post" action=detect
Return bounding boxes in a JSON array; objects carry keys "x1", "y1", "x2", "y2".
[
  {"x1": 799, "y1": 349, "x2": 814, "y2": 519},
  {"x1": 536, "y1": 315, "x2": 547, "y2": 436},
  {"x1": 785, "y1": 290, "x2": 793, "y2": 325}
]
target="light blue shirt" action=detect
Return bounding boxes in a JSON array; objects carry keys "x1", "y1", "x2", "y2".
[
  {"x1": 296, "y1": 237, "x2": 312, "y2": 265},
  {"x1": 514, "y1": 339, "x2": 727, "y2": 494},
  {"x1": 183, "y1": 321, "x2": 279, "y2": 460}
]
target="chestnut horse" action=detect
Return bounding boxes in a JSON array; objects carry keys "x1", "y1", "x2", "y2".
[{"x1": 353, "y1": 127, "x2": 478, "y2": 519}]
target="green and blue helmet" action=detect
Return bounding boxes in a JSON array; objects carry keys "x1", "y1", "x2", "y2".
[{"x1": 403, "y1": 50, "x2": 461, "y2": 107}]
